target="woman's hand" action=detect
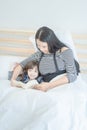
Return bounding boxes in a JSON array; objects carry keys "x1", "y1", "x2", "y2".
[
  {"x1": 33, "y1": 82, "x2": 50, "y2": 92},
  {"x1": 11, "y1": 79, "x2": 22, "y2": 88}
]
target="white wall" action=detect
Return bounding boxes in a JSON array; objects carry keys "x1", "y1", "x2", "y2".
[{"x1": 0, "y1": 0, "x2": 87, "y2": 33}]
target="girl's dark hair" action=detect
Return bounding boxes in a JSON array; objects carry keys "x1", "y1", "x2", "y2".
[
  {"x1": 19, "y1": 61, "x2": 39, "y2": 80},
  {"x1": 35, "y1": 26, "x2": 67, "y2": 53},
  {"x1": 23, "y1": 61, "x2": 39, "y2": 73}
]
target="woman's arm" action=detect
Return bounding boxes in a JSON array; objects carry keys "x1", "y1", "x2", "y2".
[
  {"x1": 48, "y1": 74, "x2": 68, "y2": 89},
  {"x1": 11, "y1": 65, "x2": 22, "y2": 86},
  {"x1": 12, "y1": 80, "x2": 24, "y2": 88},
  {"x1": 33, "y1": 75, "x2": 68, "y2": 92},
  {"x1": 61, "y1": 48, "x2": 77, "y2": 82}
]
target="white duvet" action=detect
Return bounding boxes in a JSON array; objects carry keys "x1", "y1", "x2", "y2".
[{"x1": 0, "y1": 75, "x2": 87, "y2": 130}]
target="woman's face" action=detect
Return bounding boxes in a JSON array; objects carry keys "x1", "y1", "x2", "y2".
[
  {"x1": 28, "y1": 66, "x2": 39, "y2": 80},
  {"x1": 36, "y1": 39, "x2": 49, "y2": 54}
]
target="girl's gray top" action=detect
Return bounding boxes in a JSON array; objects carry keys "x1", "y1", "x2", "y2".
[{"x1": 20, "y1": 48, "x2": 77, "y2": 83}]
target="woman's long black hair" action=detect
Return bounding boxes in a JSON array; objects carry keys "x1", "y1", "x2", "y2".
[
  {"x1": 35, "y1": 26, "x2": 80, "y2": 74},
  {"x1": 35, "y1": 26, "x2": 67, "y2": 53}
]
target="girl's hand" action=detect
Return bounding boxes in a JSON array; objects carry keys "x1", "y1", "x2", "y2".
[{"x1": 33, "y1": 82, "x2": 50, "y2": 92}]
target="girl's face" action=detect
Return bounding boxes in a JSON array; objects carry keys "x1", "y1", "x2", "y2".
[
  {"x1": 28, "y1": 66, "x2": 39, "y2": 80},
  {"x1": 36, "y1": 39, "x2": 49, "y2": 54}
]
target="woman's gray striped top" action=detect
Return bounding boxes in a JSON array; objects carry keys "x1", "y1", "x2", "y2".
[{"x1": 20, "y1": 48, "x2": 77, "y2": 82}]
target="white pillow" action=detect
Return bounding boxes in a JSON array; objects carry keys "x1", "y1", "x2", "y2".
[
  {"x1": 0, "y1": 55, "x2": 26, "y2": 80},
  {"x1": 29, "y1": 36, "x2": 38, "y2": 52}
]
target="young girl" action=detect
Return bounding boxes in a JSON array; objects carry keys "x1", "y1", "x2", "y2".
[{"x1": 11, "y1": 61, "x2": 43, "y2": 89}]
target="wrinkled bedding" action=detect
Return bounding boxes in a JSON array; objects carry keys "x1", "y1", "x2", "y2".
[{"x1": 0, "y1": 75, "x2": 87, "y2": 130}]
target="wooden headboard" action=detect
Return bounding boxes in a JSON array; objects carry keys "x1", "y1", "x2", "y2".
[
  {"x1": 72, "y1": 34, "x2": 87, "y2": 74},
  {"x1": 0, "y1": 29, "x2": 36, "y2": 57},
  {"x1": 0, "y1": 29, "x2": 87, "y2": 74}
]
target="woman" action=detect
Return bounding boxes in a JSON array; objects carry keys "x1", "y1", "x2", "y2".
[{"x1": 11, "y1": 26, "x2": 80, "y2": 92}]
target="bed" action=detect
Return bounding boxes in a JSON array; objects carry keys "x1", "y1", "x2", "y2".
[{"x1": 0, "y1": 29, "x2": 87, "y2": 130}]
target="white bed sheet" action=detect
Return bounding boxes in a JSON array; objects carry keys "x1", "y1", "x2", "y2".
[
  {"x1": 81, "y1": 74, "x2": 87, "y2": 83},
  {"x1": 0, "y1": 75, "x2": 87, "y2": 130}
]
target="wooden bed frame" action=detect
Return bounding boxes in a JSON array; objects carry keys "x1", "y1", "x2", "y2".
[
  {"x1": 72, "y1": 34, "x2": 87, "y2": 74},
  {"x1": 0, "y1": 29, "x2": 87, "y2": 74},
  {"x1": 0, "y1": 29, "x2": 36, "y2": 57}
]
